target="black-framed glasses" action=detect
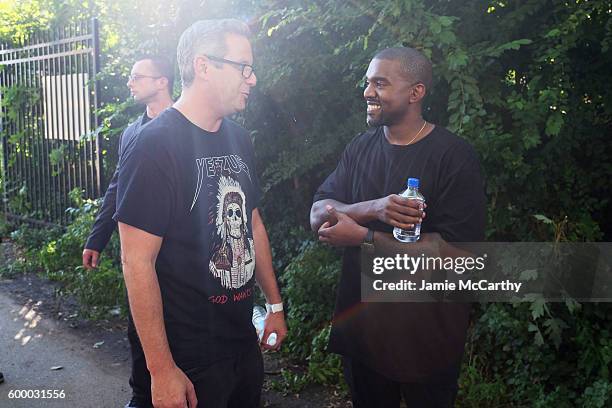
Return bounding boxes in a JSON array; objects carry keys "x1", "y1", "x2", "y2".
[
  {"x1": 128, "y1": 74, "x2": 162, "y2": 82},
  {"x1": 204, "y1": 55, "x2": 254, "y2": 79}
]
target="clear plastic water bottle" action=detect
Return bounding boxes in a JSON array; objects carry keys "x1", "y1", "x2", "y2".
[
  {"x1": 393, "y1": 178, "x2": 425, "y2": 243},
  {"x1": 252, "y1": 305, "x2": 277, "y2": 346}
]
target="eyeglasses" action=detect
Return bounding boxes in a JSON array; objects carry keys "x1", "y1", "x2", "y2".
[
  {"x1": 128, "y1": 74, "x2": 162, "y2": 82},
  {"x1": 204, "y1": 55, "x2": 254, "y2": 79}
]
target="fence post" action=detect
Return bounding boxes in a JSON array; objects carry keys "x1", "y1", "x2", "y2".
[{"x1": 91, "y1": 17, "x2": 104, "y2": 197}]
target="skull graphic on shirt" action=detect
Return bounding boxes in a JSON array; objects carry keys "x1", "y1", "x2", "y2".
[{"x1": 209, "y1": 176, "x2": 255, "y2": 289}]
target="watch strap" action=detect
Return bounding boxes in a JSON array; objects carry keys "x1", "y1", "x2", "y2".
[
  {"x1": 361, "y1": 228, "x2": 375, "y2": 255},
  {"x1": 266, "y1": 302, "x2": 284, "y2": 313},
  {"x1": 364, "y1": 228, "x2": 374, "y2": 244}
]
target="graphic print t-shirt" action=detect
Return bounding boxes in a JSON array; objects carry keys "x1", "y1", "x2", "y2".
[{"x1": 114, "y1": 108, "x2": 261, "y2": 366}]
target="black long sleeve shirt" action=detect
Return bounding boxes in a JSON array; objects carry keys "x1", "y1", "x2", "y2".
[{"x1": 84, "y1": 113, "x2": 150, "y2": 252}]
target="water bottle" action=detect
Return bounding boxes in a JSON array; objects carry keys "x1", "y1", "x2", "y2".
[
  {"x1": 393, "y1": 178, "x2": 425, "y2": 242},
  {"x1": 252, "y1": 305, "x2": 277, "y2": 346}
]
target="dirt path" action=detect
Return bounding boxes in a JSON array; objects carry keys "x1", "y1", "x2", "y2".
[
  {"x1": 0, "y1": 268, "x2": 350, "y2": 408},
  {"x1": 0, "y1": 287, "x2": 132, "y2": 407}
]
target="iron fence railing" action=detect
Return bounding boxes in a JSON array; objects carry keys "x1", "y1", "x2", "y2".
[{"x1": 0, "y1": 18, "x2": 102, "y2": 226}]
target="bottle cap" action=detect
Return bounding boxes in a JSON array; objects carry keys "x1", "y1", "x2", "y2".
[
  {"x1": 407, "y1": 178, "x2": 420, "y2": 188},
  {"x1": 267, "y1": 333, "x2": 278, "y2": 346}
]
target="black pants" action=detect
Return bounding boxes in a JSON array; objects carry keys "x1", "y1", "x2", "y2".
[
  {"x1": 343, "y1": 357, "x2": 458, "y2": 408},
  {"x1": 128, "y1": 318, "x2": 263, "y2": 408},
  {"x1": 189, "y1": 343, "x2": 263, "y2": 408}
]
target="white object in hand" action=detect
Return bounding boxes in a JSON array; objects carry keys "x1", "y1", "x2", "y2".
[
  {"x1": 252, "y1": 305, "x2": 277, "y2": 346},
  {"x1": 393, "y1": 177, "x2": 425, "y2": 243}
]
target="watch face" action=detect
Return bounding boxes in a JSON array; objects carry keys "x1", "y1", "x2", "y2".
[{"x1": 267, "y1": 303, "x2": 283, "y2": 313}]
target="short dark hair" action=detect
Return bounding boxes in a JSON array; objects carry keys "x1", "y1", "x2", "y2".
[
  {"x1": 373, "y1": 47, "x2": 432, "y2": 93},
  {"x1": 138, "y1": 55, "x2": 175, "y2": 95}
]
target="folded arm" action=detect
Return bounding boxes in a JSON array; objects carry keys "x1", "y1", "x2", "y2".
[{"x1": 310, "y1": 196, "x2": 425, "y2": 233}]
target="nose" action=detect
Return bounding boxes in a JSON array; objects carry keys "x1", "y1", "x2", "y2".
[
  {"x1": 246, "y1": 72, "x2": 257, "y2": 87},
  {"x1": 363, "y1": 81, "x2": 375, "y2": 99}
]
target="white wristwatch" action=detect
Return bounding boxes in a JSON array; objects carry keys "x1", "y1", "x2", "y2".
[{"x1": 266, "y1": 302, "x2": 284, "y2": 314}]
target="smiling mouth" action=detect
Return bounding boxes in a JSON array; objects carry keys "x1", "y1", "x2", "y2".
[{"x1": 367, "y1": 101, "x2": 381, "y2": 113}]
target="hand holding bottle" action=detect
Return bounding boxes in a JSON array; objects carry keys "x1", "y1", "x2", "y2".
[
  {"x1": 373, "y1": 192, "x2": 425, "y2": 230},
  {"x1": 393, "y1": 178, "x2": 426, "y2": 242}
]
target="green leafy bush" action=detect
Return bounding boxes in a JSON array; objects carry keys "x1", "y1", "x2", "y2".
[
  {"x1": 8, "y1": 189, "x2": 125, "y2": 319},
  {"x1": 277, "y1": 241, "x2": 344, "y2": 390},
  {"x1": 39, "y1": 189, "x2": 125, "y2": 318},
  {"x1": 457, "y1": 302, "x2": 612, "y2": 407},
  {"x1": 281, "y1": 242, "x2": 339, "y2": 358}
]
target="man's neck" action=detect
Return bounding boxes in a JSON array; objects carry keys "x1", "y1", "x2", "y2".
[
  {"x1": 173, "y1": 86, "x2": 223, "y2": 132},
  {"x1": 145, "y1": 94, "x2": 173, "y2": 119},
  {"x1": 384, "y1": 112, "x2": 431, "y2": 145}
]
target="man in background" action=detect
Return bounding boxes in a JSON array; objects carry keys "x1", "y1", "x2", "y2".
[
  {"x1": 83, "y1": 55, "x2": 174, "y2": 268},
  {"x1": 81, "y1": 55, "x2": 174, "y2": 408}
]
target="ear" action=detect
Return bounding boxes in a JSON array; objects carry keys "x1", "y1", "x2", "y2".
[
  {"x1": 158, "y1": 76, "x2": 168, "y2": 90},
  {"x1": 193, "y1": 55, "x2": 209, "y2": 81},
  {"x1": 410, "y1": 83, "x2": 427, "y2": 103}
]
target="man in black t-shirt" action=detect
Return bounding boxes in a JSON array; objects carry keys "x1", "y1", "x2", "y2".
[
  {"x1": 311, "y1": 47, "x2": 486, "y2": 407},
  {"x1": 80, "y1": 55, "x2": 174, "y2": 408},
  {"x1": 114, "y1": 20, "x2": 287, "y2": 408}
]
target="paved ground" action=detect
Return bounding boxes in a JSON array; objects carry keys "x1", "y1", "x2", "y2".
[{"x1": 0, "y1": 290, "x2": 131, "y2": 408}]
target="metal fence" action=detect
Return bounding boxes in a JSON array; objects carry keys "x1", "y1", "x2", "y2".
[{"x1": 0, "y1": 18, "x2": 102, "y2": 227}]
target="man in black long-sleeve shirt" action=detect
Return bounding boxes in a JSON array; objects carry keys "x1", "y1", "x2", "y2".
[
  {"x1": 81, "y1": 55, "x2": 174, "y2": 408},
  {"x1": 82, "y1": 56, "x2": 174, "y2": 268}
]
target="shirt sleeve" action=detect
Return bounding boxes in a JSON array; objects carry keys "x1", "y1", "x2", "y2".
[
  {"x1": 313, "y1": 143, "x2": 353, "y2": 204},
  {"x1": 113, "y1": 141, "x2": 174, "y2": 237},
  {"x1": 85, "y1": 165, "x2": 119, "y2": 251},
  {"x1": 427, "y1": 143, "x2": 486, "y2": 242}
]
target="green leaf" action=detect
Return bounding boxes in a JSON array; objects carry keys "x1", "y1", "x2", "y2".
[
  {"x1": 530, "y1": 298, "x2": 546, "y2": 320},
  {"x1": 508, "y1": 38, "x2": 532, "y2": 49},
  {"x1": 545, "y1": 112, "x2": 564, "y2": 136},
  {"x1": 544, "y1": 318, "x2": 567, "y2": 349},
  {"x1": 534, "y1": 331, "x2": 545, "y2": 346},
  {"x1": 564, "y1": 297, "x2": 581, "y2": 314},
  {"x1": 439, "y1": 16, "x2": 454, "y2": 27},
  {"x1": 545, "y1": 28, "x2": 561, "y2": 38},
  {"x1": 533, "y1": 214, "x2": 554, "y2": 224},
  {"x1": 520, "y1": 269, "x2": 538, "y2": 281},
  {"x1": 439, "y1": 30, "x2": 456, "y2": 45},
  {"x1": 448, "y1": 50, "x2": 469, "y2": 69},
  {"x1": 523, "y1": 132, "x2": 541, "y2": 149},
  {"x1": 430, "y1": 20, "x2": 442, "y2": 34}
]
